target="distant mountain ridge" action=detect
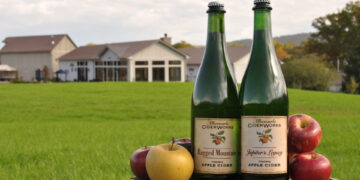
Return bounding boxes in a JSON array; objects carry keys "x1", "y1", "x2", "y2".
[{"x1": 230, "y1": 33, "x2": 311, "y2": 46}]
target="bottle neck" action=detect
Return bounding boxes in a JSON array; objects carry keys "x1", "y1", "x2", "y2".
[
  {"x1": 207, "y1": 12, "x2": 225, "y2": 33},
  {"x1": 205, "y1": 12, "x2": 226, "y2": 51},
  {"x1": 251, "y1": 8, "x2": 275, "y2": 54},
  {"x1": 254, "y1": 8, "x2": 272, "y2": 31}
]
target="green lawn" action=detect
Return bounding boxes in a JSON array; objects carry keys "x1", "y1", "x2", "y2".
[{"x1": 0, "y1": 82, "x2": 358, "y2": 179}]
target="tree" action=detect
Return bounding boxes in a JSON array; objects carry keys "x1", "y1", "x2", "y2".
[
  {"x1": 345, "y1": 76, "x2": 359, "y2": 94},
  {"x1": 228, "y1": 43, "x2": 245, "y2": 47},
  {"x1": 274, "y1": 41, "x2": 290, "y2": 60},
  {"x1": 281, "y1": 54, "x2": 339, "y2": 91},
  {"x1": 283, "y1": 41, "x2": 307, "y2": 60},
  {"x1": 86, "y1": 43, "x2": 96, "y2": 46},
  {"x1": 173, "y1": 41, "x2": 195, "y2": 49},
  {"x1": 305, "y1": 1, "x2": 360, "y2": 92}
]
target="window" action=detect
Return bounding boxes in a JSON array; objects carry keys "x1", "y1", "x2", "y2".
[
  {"x1": 152, "y1": 61, "x2": 165, "y2": 65},
  {"x1": 135, "y1": 68, "x2": 148, "y2": 81},
  {"x1": 189, "y1": 68, "x2": 194, "y2": 72},
  {"x1": 108, "y1": 68, "x2": 114, "y2": 81},
  {"x1": 96, "y1": 68, "x2": 104, "y2": 81},
  {"x1": 77, "y1": 67, "x2": 88, "y2": 81},
  {"x1": 117, "y1": 61, "x2": 127, "y2": 66},
  {"x1": 169, "y1": 67, "x2": 181, "y2": 81},
  {"x1": 77, "y1": 61, "x2": 88, "y2": 66},
  {"x1": 118, "y1": 68, "x2": 127, "y2": 81},
  {"x1": 95, "y1": 61, "x2": 103, "y2": 66},
  {"x1": 94, "y1": 60, "x2": 128, "y2": 81},
  {"x1": 153, "y1": 68, "x2": 165, "y2": 81},
  {"x1": 136, "y1": 61, "x2": 148, "y2": 65},
  {"x1": 169, "y1": 61, "x2": 181, "y2": 65}
]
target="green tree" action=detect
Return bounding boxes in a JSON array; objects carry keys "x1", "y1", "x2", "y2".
[
  {"x1": 282, "y1": 54, "x2": 339, "y2": 91},
  {"x1": 173, "y1": 41, "x2": 195, "y2": 49},
  {"x1": 305, "y1": 1, "x2": 360, "y2": 92}
]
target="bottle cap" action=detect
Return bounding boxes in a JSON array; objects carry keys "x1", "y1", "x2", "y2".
[
  {"x1": 207, "y1": 1, "x2": 226, "y2": 13},
  {"x1": 254, "y1": 0, "x2": 270, "y2": 4},
  {"x1": 253, "y1": 0, "x2": 272, "y2": 9}
]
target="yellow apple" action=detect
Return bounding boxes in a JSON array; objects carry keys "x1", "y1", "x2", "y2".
[{"x1": 145, "y1": 143, "x2": 194, "y2": 180}]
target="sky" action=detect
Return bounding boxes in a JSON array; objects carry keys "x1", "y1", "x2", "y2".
[{"x1": 0, "y1": 0, "x2": 351, "y2": 46}]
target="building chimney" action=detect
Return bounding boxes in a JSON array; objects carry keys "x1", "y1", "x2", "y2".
[
  {"x1": 51, "y1": 35, "x2": 55, "y2": 45},
  {"x1": 160, "y1": 33, "x2": 172, "y2": 44}
]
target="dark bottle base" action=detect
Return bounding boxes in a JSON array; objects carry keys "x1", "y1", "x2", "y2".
[{"x1": 240, "y1": 173, "x2": 288, "y2": 180}]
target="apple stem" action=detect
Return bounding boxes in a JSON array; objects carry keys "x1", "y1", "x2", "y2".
[{"x1": 170, "y1": 137, "x2": 175, "y2": 151}]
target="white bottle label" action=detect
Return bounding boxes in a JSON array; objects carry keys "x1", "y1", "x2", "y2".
[
  {"x1": 194, "y1": 118, "x2": 239, "y2": 174},
  {"x1": 241, "y1": 116, "x2": 287, "y2": 174}
]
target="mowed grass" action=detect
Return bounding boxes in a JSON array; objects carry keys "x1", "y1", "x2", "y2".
[{"x1": 0, "y1": 82, "x2": 358, "y2": 180}]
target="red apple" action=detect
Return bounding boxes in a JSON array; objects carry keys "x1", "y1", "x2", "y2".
[
  {"x1": 290, "y1": 152, "x2": 332, "y2": 180},
  {"x1": 130, "y1": 146, "x2": 151, "y2": 180},
  {"x1": 288, "y1": 114, "x2": 322, "y2": 153},
  {"x1": 173, "y1": 137, "x2": 191, "y2": 144},
  {"x1": 289, "y1": 152, "x2": 298, "y2": 163}
]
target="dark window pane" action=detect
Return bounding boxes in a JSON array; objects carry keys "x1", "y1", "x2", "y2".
[
  {"x1": 103, "y1": 68, "x2": 107, "y2": 81},
  {"x1": 96, "y1": 68, "x2": 104, "y2": 81},
  {"x1": 119, "y1": 61, "x2": 127, "y2": 66},
  {"x1": 120, "y1": 68, "x2": 127, "y2": 81},
  {"x1": 108, "y1": 68, "x2": 114, "y2": 81},
  {"x1": 135, "y1": 68, "x2": 148, "y2": 81},
  {"x1": 77, "y1": 67, "x2": 88, "y2": 81},
  {"x1": 169, "y1": 67, "x2": 181, "y2": 81},
  {"x1": 136, "y1": 61, "x2": 148, "y2": 65},
  {"x1": 153, "y1": 68, "x2": 165, "y2": 81},
  {"x1": 169, "y1": 61, "x2": 181, "y2": 65},
  {"x1": 152, "y1": 61, "x2": 165, "y2": 65}
]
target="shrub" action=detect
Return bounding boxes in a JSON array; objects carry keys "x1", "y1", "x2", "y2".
[
  {"x1": 345, "y1": 76, "x2": 359, "y2": 94},
  {"x1": 282, "y1": 54, "x2": 339, "y2": 91}
]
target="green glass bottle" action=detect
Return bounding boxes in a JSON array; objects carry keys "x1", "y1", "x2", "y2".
[
  {"x1": 239, "y1": 0, "x2": 289, "y2": 180},
  {"x1": 191, "y1": 2, "x2": 240, "y2": 180}
]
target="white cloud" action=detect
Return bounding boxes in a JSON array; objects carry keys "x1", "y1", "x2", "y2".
[{"x1": 0, "y1": 0, "x2": 351, "y2": 46}]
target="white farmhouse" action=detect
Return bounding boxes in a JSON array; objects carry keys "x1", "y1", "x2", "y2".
[
  {"x1": 59, "y1": 38, "x2": 188, "y2": 82},
  {"x1": 180, "y1": 46, "x2": 251, "y2": 83},
  {"x1": 0, "y1": 34, "x2": 77, "y2": 81}
]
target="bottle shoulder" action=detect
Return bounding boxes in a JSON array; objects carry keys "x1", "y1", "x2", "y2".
[{"x1": 239, "y1": 39, "x2": 288, "y2": 115}]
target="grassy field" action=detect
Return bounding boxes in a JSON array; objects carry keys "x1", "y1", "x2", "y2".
[{"x1": 0, "y1": 82, "x2": 358, "y2": 180}]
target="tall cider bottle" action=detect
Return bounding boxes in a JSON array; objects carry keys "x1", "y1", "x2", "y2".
[
  {"x1": 239, "y1": 0, "x2": 289, "y2": 180},
  {"x1": 191, "y1": 2, "x2": 240, "y2": 180}
]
